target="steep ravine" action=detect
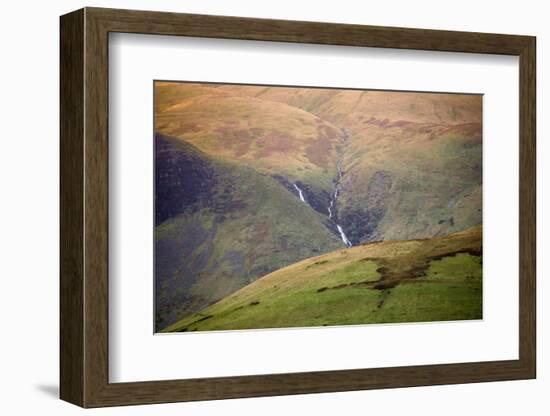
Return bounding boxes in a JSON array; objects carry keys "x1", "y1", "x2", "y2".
[{"x1": 290, "y1": 132, "x2": 354, "y2": 248}]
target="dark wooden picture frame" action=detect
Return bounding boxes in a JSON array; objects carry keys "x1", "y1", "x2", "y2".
[{"x1": 60, "y1": 7, "x2": 536, "y2": 408}]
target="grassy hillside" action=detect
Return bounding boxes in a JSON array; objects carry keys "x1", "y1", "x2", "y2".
[
  {"x1": 163, "y1": 225, "x2": 482, "y2": 332},
  {"x1": 154, "y1": 82, "x2": 483, "y2": 332},
  {"x1": 220, "y1": 86, "x2": 481, "y2": 125},
  {"x1": 156, "y1": 82, "x2": 482, "y2": 244},
  {"x1": 218, "y1": 86, "x2": 483, "y2": 242},
  {"x1": 155, "y1": 135, "x2": 342, "y2": 330},
  {"x1": 155, "y1": 82, "x2": 344, "y2": 194}
]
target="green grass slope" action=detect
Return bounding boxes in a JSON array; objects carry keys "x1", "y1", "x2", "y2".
[
  {"x1": 155, "y1": 136, "x2": 342, "y2": 330},
  {"x1": 337, "y1": 122, "x2": 482, "y2": 242},
  {"x1": 163, "y1": 225, "x2": 482, "y2": 332}
]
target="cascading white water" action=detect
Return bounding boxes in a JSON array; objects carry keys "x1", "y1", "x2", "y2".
[
  {"x1": 336, "y1": 225, "x2": 352, "y2": 247},
  {"x1": 291, "y1": 133, "x2": 353, "y2": 249},
  {"x1": 327, "y1": 159, "x2": 352, "y2": 247},
  {"x1": 293, "y1": 183, "x2": 307, "y2": 203}
]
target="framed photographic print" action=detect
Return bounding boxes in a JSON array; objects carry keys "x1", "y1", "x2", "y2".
[{"x1": 60, "y1": 7, "x2": 536, "y2": 408}]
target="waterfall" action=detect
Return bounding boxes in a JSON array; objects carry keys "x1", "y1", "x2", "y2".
[
  {"x1": 328, "y1": 137, "x2": 352, "y2": 248},
  {"x1": 292, "y1": 178, "x2": 352, "y2": 248},
  {"x1": 336, "y1": 225, "x2": 352, "y2": 247},
  {"x1": 293, "y1": 183, "x2": 307, "y2": 203},
  {"x1": 290, "y1": 131, "x2": 353, "y2": 249}
]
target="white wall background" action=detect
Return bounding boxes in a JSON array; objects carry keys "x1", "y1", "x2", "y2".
[{"x1": 0, "y1": 0, "x2": 545, "y2": 414}]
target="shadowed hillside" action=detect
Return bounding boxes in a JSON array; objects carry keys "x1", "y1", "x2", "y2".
[
  {"x1": 154, "y1": 82, "x2": 483, "y2": 331},
  {"x1": 155, "y1": 135, "x2": 342, "y2": 330}
]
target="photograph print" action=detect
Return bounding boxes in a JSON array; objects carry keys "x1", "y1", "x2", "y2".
[{"x1": 154, "y1": 81, "x2": 482, "y2": 333}]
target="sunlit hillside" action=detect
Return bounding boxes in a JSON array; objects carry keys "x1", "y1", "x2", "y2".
[
  {"x1": 164, "y1": 226, "x2": 482, "y2": 332},
  {"x1": 154, "y1": 81, "x2": 482, "y2": 330}
]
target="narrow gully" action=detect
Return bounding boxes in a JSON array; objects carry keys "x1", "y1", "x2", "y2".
[{"x1": 292, "y1": 132, "x2": 353, "y2": 248}]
